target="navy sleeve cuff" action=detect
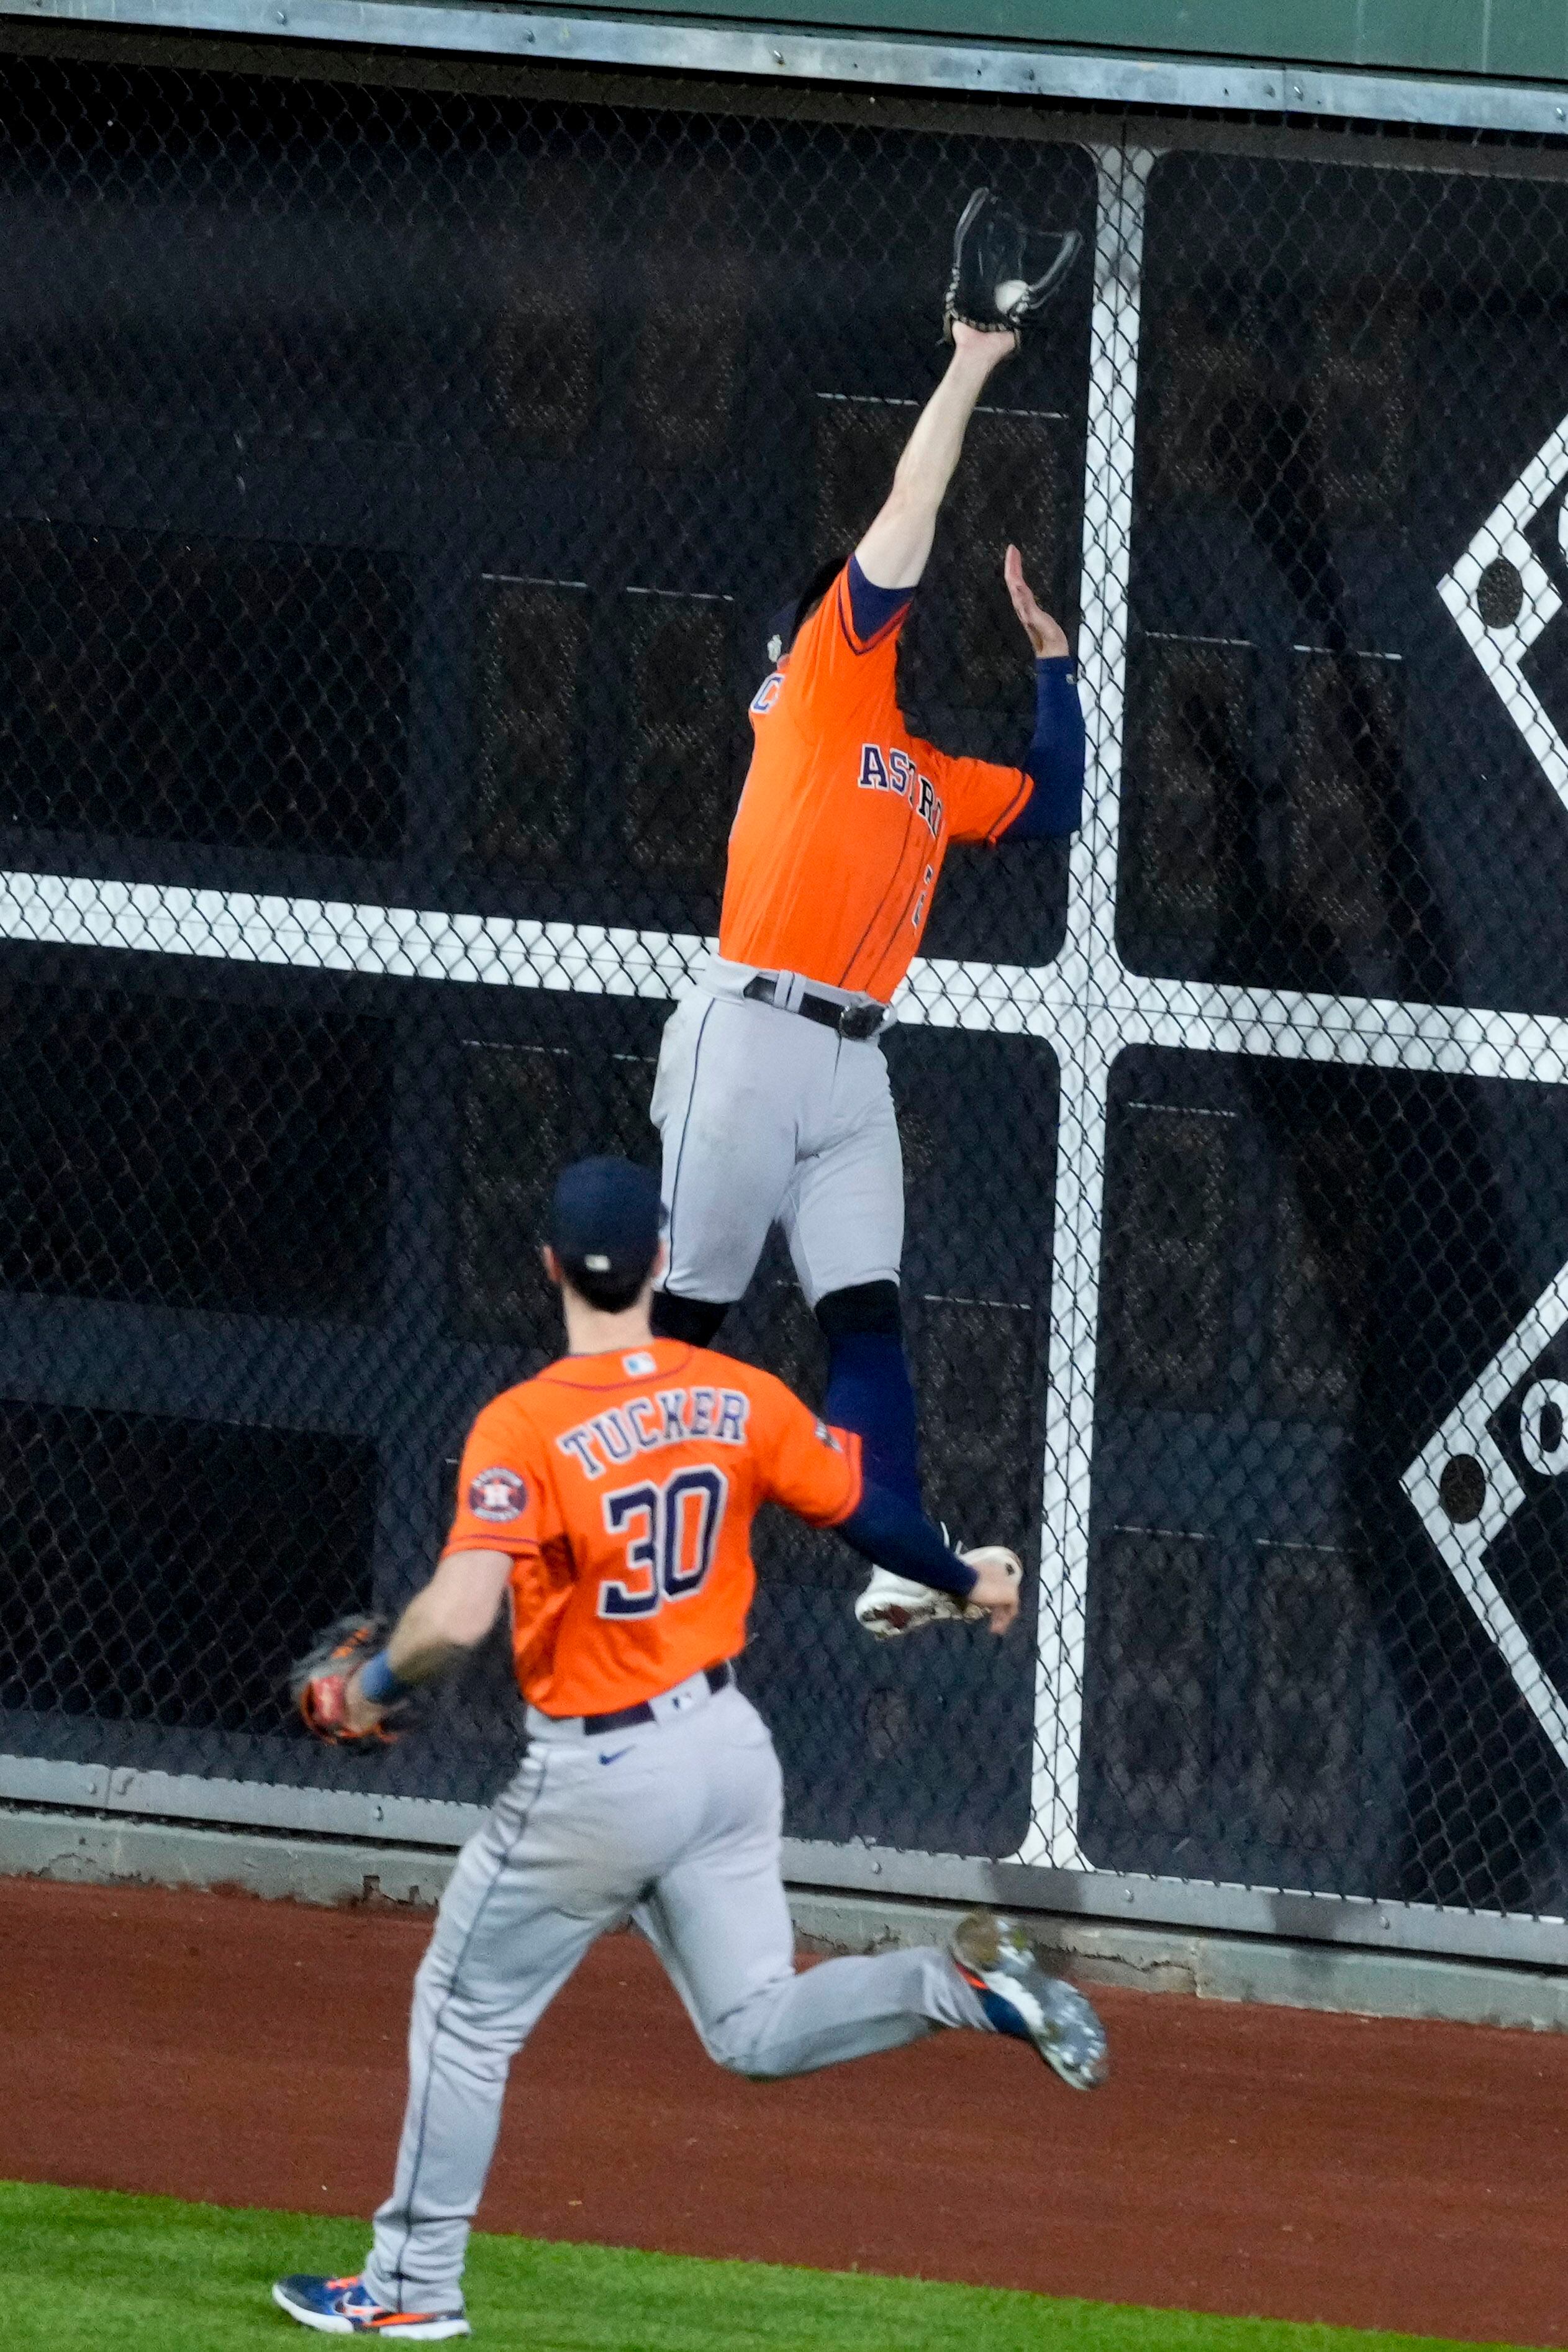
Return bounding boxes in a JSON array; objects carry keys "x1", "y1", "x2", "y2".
[{"x1": 846, "y1": 553, "x2": 914, "y2": 644}]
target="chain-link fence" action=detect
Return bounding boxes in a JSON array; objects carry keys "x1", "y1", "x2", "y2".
[{"x1": 2, "y1": 32, "x2": 1568, "y2": 1950}]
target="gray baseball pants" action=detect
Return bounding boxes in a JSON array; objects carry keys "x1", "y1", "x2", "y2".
[
  {"x1": 361, "y1": 1674, "x2": 987, "y2": 2318},
  {"x1": 652, "y1": 958, "x2": 903, "y2": 1309}
]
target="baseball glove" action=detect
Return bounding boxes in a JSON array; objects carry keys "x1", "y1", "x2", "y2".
[
  {"x1": 289, "y1": 1614, "x2": 404, "y2": 1749},
  {"x1": 945, "y1": 188, "x2": 1082, "y2": 340}
]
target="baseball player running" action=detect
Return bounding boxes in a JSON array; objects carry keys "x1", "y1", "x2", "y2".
[
  {"x1": 648, "y1": 191, "x2": 1087, "y2": 1638},
  {"x1": 273, "y1": 1156, "x2": 1108, "y2": 2339}
]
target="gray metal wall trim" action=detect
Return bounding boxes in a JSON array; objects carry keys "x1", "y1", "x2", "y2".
[
  {"x1": 4, "y1": 1754, "x2": 1563, "y2": 1971},
  {"x1": 0, "y1": 1753, "x2": 487, "y2": 1847},
  {"x1": 7, "y1": 0, "x2": 1568, "y2": 140}
]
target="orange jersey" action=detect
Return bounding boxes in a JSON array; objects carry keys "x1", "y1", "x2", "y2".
[
  {"x1": 718, "y1": 564, "x2": 1030, "y2": 1001},
  {"x1": 442, "y1": 1339, "x2": 863, "y2": 1719}
]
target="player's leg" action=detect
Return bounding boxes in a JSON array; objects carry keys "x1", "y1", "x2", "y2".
[
  {"x1": 779, "y1": 1038, "x2": 922, "y2": 1508},
  {"x1": 635, "y1": 1688, "x2": 1107, "y2": 2087},
  {"x1": 648, "y1": 989, "x2": 805, "y2": 1343},
  {"x1": 634, "y1": 1688, "x2": 982, "y2": 2074},
  {"x1": 817, "y1": 1281, "x2": 920, "y2": 1505},
  {"x1": 352, "y1": 1748, "x2": 663, "y2": 2322},
  {"x1": 782, "y1": 1046, "x2": 999, "y2": 1633}
]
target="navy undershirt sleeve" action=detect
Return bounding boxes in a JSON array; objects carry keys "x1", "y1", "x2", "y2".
[
  {"x1": 846, "y1": 553, "x2": 914, "y2": 643},
  {"x1": 1002, "y1": 656, "x2": 1086, "y2": 840},
  {"x1": 836, "y1": 1479, "x2": 978, "y2": 1600}
]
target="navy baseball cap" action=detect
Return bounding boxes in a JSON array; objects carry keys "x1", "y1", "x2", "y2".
[{"x1": 548, "y1": 1156, "x2": 666, "y2": 1289}]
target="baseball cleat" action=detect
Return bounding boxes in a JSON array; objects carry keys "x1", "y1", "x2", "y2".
[
  {"x1": 951, "y1": 1910, "x2": 1109, "y2": 2091},
  {"x1": 854, "y1": 1545, "x2": 1020, "y2": 1639},
  {"x1": 854, "y1": 1564, "x2": 974, "y2": 1637},
  {"x1": 271, "y1": 2275, "x2": 470, "y2": 2338}
]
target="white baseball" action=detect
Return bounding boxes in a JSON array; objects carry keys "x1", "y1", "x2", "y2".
[{"x1": 995, "y1": 279, "x2": 1029, "y2": 317}]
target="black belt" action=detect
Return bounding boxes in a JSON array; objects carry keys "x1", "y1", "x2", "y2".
[
  {"x1": 582, "y1": 1661, "x2": 734, "y2": 1737},
  {"x1": 743, "y1": 974, "x2": 885, "y2": 1042}
]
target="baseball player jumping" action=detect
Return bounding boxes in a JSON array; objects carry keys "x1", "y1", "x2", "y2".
[
  {"x1": 274, "y1": 1156, "x2": 1108, "y2": 2339},
  {"x1": 648, "y1": 192, "x2": 1087, "y2": 1638}
]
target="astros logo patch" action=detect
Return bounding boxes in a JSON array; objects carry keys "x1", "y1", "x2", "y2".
[{"x1": 468, "y1": 1466, "x2": 527, "y2": 1522}]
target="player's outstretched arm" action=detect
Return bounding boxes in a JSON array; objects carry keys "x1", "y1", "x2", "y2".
[
  {"x1": 854, "y1": 322, "x2": 1015, "y2": 592},
  {"x1": 338, "y1": 1550, "x2": 513, "y2": 1737}
]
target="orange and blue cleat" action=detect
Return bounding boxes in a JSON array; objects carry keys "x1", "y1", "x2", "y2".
[{"x1": 271, "y1": 2274, "x2": 469, "y2": 2338}]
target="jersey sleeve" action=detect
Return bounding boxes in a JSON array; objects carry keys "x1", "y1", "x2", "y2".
[
  {"x1": 922, "y1": 740, "x2": 1032, "y2": 846},
  {"x1": 442, "y1": 1397, "x2": 556, "y2": 1560},
  {"x1": 782, "y1": 561, "x2": 910, "y2": 730},
  {"x1": 750, "y1": 1373, "x2": 864, "y2": 1527}
]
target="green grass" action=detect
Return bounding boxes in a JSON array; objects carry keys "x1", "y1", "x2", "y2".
[{"x1": 0, "y1": 2181, "x2": 1530, "y2": 2352}]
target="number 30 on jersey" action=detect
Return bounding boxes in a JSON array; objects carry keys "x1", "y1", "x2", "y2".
[{"x1": 599, "y1": 1466, "x2": 729, "y2": 1619}]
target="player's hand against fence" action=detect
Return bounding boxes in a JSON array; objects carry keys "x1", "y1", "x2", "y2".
[
  {"x1": 961, "y1": 1546, "x2": 1023, "y2": 1637},
  {"x1": 1005, "y1": 543, "x2": 1069, "y2": 659}
]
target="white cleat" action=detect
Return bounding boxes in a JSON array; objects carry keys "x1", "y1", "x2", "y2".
[{"x1": 854, "y1": 1545, "x2": 1020, "y2": 1639}]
